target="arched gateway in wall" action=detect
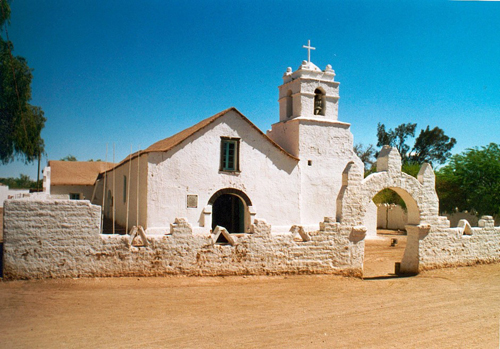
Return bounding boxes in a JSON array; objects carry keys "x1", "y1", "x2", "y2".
[{"x1": 337, "y1": 146, "x2": 442, "y2": 274}]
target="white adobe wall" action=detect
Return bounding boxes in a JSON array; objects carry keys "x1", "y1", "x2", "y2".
[
  {"x1": 418, "y1": 216, "x2": 500, "y2": 269},
  {"x1": 3, "y1": 199, "x2": 101, "y2": 278},
  {"x1": 377, "y1": 204, "x2": 408, "y2": 230},
  {"x1": 298, "y1": 120, "x2": 363, "y2": 227},
  {"x1": 42, "y1": 166, "x2": 50, "y2": 193},
  {"x1": 0, "y1": 187, "x2": 30, "y2": 207},
  {"x1": 3, "y1": 199, "x2": 498, "y2": 279},
  {"x1": 364, "y1": 201, "x2": 378, "y2": 238},
  {"x1": 444, "y1": 212, "x2": 500, "y2": 227},
  {"x1": 146, "y1": 110, "x2": 301, "y2": 234},
  {"x1": 0, "y1": 185, "x2": 8, "y2": 207},
  {"x1": 3, "y1": 199, "x2": 364, "y2": 279}
]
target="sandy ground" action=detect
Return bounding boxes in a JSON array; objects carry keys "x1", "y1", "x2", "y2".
[{"x1": 0, "y1": 232, "x2": 499, "y2": 349}]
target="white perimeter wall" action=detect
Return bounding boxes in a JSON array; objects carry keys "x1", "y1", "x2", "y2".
[
  {"x1": 3, "y1": 199, "x2": 499, "y2": 279},
  {"x1": 0, "y1": 187, "x2": 30, "y2": 207},
  {"x1": 2, "y1": 199, "x2": 365, "y2": 279},
  {"x1": 419, "y1": 216, "x2": 500, "y2": 270},
  {"x1": 364, "y1": 201, "x2": 378, "y2": 238},
  {"x1": 377, "y1": 204, "x2": 408, "y2": 230}
]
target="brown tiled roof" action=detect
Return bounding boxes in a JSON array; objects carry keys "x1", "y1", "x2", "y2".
[
  {"x1": 109, "y1": 107, "x2": 298, "y2": 172},
  {"x1": 49, "y1": 161, "x2": 116, "y2": 186}
]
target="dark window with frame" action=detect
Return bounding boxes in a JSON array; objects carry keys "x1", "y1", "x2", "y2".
[
  {"x1": 220, "y1": 137, "x2": 240, "y2": 172},
  {"x1": 123, "y1": 175, "x2": 127, "y2": 203}
]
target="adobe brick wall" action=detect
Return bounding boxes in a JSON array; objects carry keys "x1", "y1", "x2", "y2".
[
  {"x1": 419, "y1": 216, "x2": 500, "y2": 270},
  {"x1": 2, "y1": 199, "x2": 364, "y2": 279},
  {"x1": 3, "y1": 199, "x2": 499, "y2": 279}
]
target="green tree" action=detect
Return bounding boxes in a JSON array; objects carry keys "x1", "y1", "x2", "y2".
[
  {"x1": 353, "y1": 143, "x2": 376, "y2": 171},
  {"x1": 0, "y1": 0, "x2": 46, "y2": 164},
  {"x1": 411, "y1": 126, "x2": 456, "y2": 165},
  {"x1": 376, "y1": 122, "x2": 456, "y2": 167},
  {"x1": 60, "y1": 155, "x2": 77, "y2": 161},
  {"x1": 437, "y1": 143, "x2": 500, "y2": 217},
  {"x1": 0, "y1": 173, "x2": 39, "y2": 189},
  {"x1": 376, "y1": 123, "x2": 417, "y2": 163}
]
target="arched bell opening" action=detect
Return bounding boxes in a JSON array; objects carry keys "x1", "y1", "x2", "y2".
[{"x1": 313, "y1": 88, "x2": 326, "y2": 116}]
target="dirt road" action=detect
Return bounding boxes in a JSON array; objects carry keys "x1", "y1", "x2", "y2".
[{"x1": 0, "y1": 235, "x2": 498, "y2": 348}]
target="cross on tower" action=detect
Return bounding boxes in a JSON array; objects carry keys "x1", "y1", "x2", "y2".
[{"x1": 303, "y1": 40, "x2": 315, "y2": 63}]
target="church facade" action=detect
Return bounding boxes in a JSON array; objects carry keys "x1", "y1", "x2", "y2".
[{"x1": 92, "y1": 57, "x2": 363, "y2": 236}]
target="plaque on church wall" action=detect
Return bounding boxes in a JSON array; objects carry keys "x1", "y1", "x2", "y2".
[{"x1": 187, "y1": 195, "x2": 198, "y2": 208}]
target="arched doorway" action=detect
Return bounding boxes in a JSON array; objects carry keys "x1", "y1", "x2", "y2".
[
  {"x1": 212, "y1": 194, "x2": 245, "y2": 234},
  {"x1": 208, "y1": 188, "x2": 252, "y2": 242},
  {"x1": 363, "y1": 188, "x2": 414, "y2": 278},
  {"x1": 337, "y1": 149, "x2": 440, "y2": 276}
]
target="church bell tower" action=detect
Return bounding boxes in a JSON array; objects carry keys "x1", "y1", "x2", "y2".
[
  {"x1": 278, "y1": 41, "x2": 340, "y2": 122},
  {"x1": 266, "y1": 40, "x2": 362, "y2": 227}
]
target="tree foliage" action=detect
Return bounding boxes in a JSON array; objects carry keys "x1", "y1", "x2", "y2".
[
  {"x1": 0, "y1": 173, "x2": 41, "y2": 189},
  {"x1": 376, "y1": 122, "x2": 456, "y2": 167},
  {"x1": 60, "y1": 154, "x2": 77, "y2": 161},
  {"x1": 0, "y1": 0, "x2": 46, "y2": 164},
  {"x1": 412, "y1": 126, "x2": 456, "y2": 165},
  {"x1": 353, "y1": 143, "x2": 376, "y2": 171},
  {"x1": 376, "y1": 123, "x2": 416, "y2": 163},
  {"x1": 437, "y1": 143, "x2": 500, "y2": 217}
]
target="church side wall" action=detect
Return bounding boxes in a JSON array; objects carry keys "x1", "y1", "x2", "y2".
[
  {"x1": 100, "y1": 154, "x2": 148, "y2": 231},
  {"x1": 146, "y1": 111, "x2": 301, "y2": 234}
]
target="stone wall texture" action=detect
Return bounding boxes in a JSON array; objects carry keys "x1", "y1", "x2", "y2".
[
  {"x1": 419, "y1": 216, "x2": 500, "y2": 270},
  {"x1": 3, "y1": 199, "x2": 364, "y2": 279},
  {"x1": 3, "y1": 198, "x2": 499, "y2": 279}
]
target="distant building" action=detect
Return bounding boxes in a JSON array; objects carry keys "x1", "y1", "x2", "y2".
[{"x1": 44, "y1": 161, "x2": 115, "y2": 200}]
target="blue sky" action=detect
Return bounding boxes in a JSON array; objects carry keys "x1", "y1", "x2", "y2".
[{"x1": 1, "y1": 0, "x2": 499, "y2": 179}]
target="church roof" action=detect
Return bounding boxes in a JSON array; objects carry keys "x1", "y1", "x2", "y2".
[
  {"x1": 144, "y1": 108, "x2": 232, "y2": 153},
  {"x1": 109, "y1": 107, "x2": 298, "y2": 172},
  {"x1": 49, "y1": 161, "x2": 116, "y2": 186},
  {"x1": 145, "y1": 107, "x2": 298, "y2": 159}
]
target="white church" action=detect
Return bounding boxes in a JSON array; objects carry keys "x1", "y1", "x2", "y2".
[
  {"x1": 45, "y1": 42, "x2": 369, "y2": 236},
  {"x1": 92, "y1": 44, "x2": 364, "y2": 237},
  {"x1": 16, "y1": 43, "x2": 496, "y2": 279}
]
